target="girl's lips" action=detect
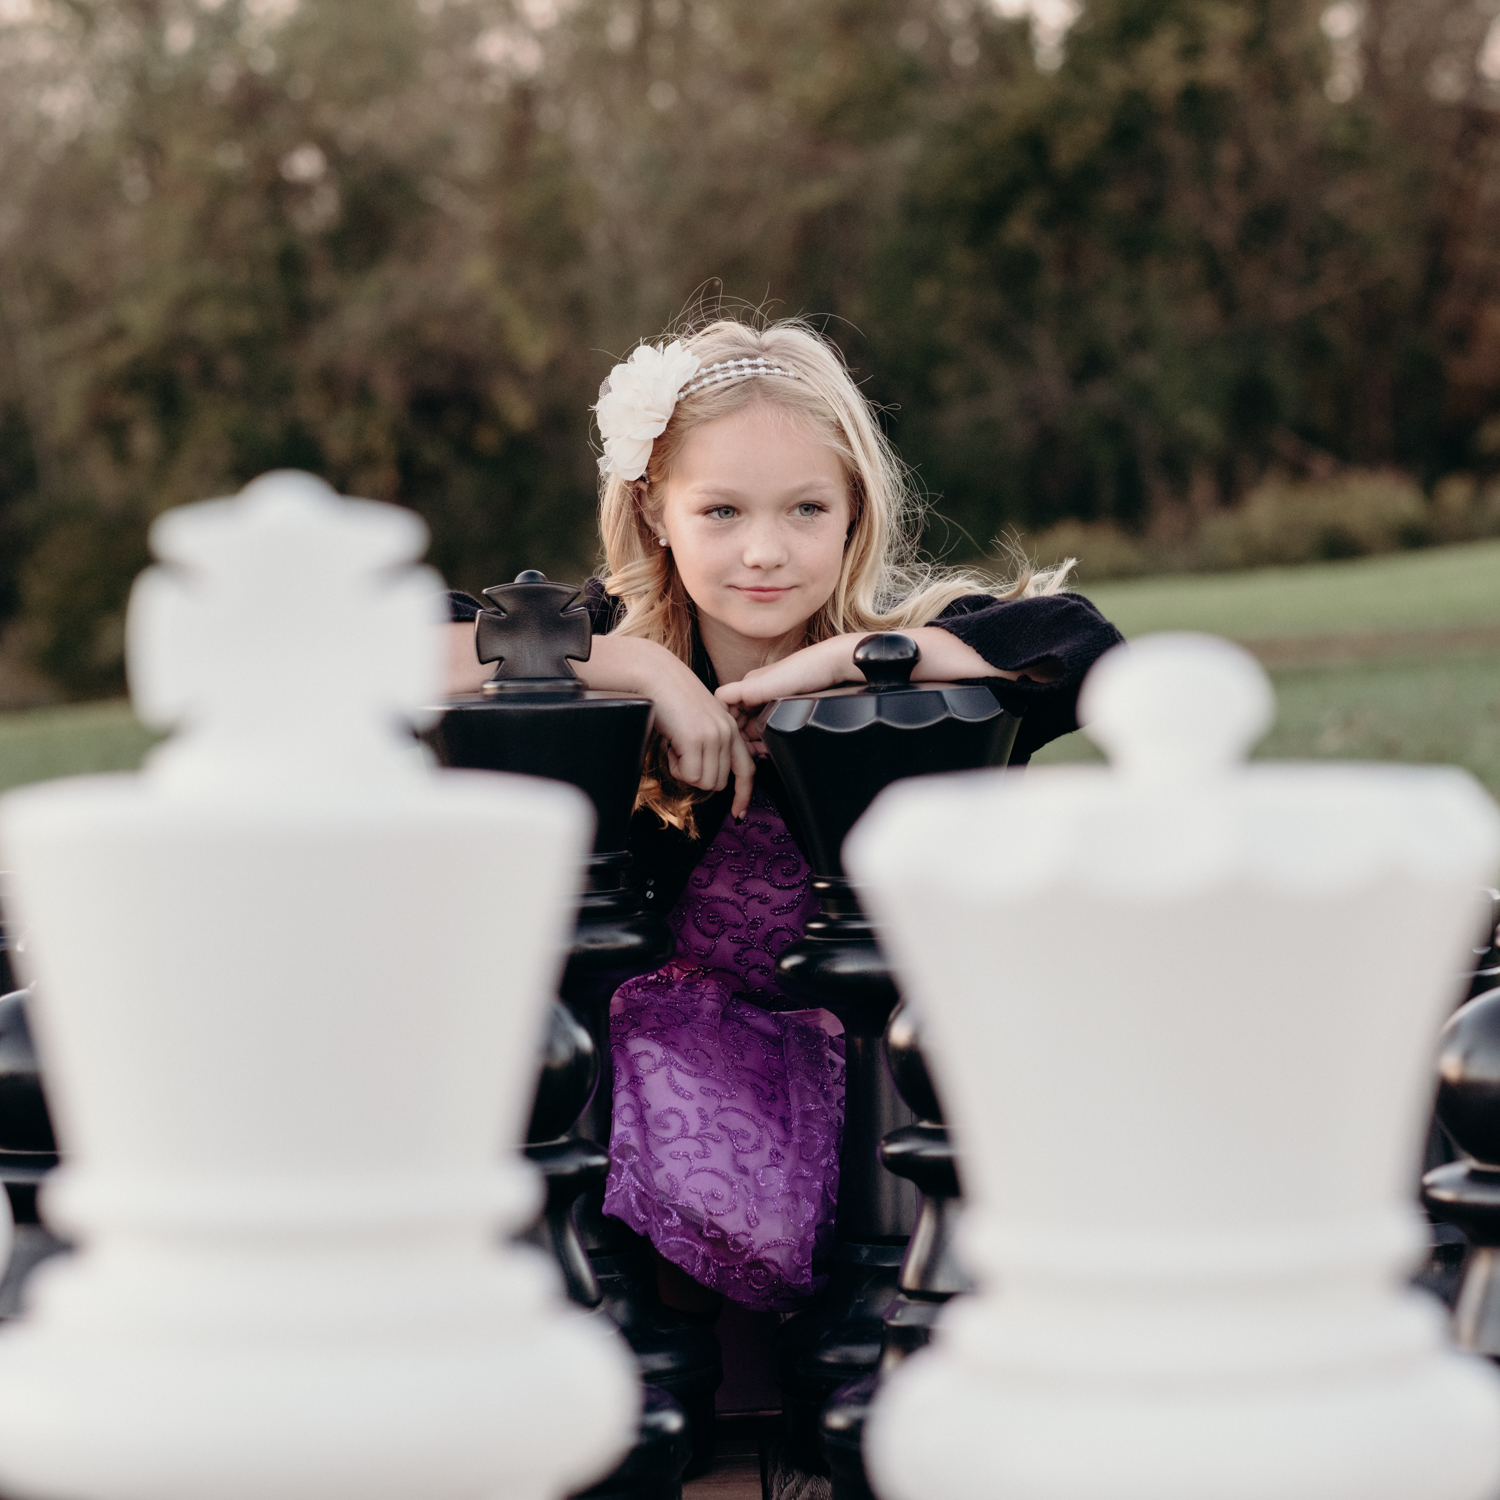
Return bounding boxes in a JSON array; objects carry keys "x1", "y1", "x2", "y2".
[{"x1": 732, "y1": 585, "x2": 793, "y2": 599}]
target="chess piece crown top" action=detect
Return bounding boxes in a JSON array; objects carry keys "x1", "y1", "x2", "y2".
[
  {"x1": 126, "y1": 471, "x2": 445, "y2": 798},
  {"x1": 758, "y1": 631, "x2": 1008, "y2": 735},
  {"x1": 849, "y1": 631, "x2": 1500, "y2": 904},
  {"x1": 475, "y1": 571, "x2": 593, "y2": 693}
]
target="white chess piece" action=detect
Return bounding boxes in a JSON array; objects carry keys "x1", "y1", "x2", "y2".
[
  {"x1": 851, "y1": 632, "x2": 1500, "y2": 1500},
  {"x1": 0, "y1": 472, "x2": 636, "y2": 1500}
]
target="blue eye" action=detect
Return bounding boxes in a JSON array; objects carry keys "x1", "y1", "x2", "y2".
[
  {"x1": 707, "y1": 506, "x2": 737, "y2": 520},
  {"x1": 795, "y1": 502, "x2": 827, "y2": 518}
]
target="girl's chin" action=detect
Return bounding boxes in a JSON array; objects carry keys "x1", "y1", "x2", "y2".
[{"x1": 717, "y1": 609, "x2": 804, "y2": 636}]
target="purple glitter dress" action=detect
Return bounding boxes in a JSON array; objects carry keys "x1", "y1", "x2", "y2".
[{"x1": 603, "y1": 789, "x2": 846, "y2": 1312}]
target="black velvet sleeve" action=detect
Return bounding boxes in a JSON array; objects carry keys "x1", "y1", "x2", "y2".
[
  {"x1": 928, "y1": 591, "x2": 1124, "y2": 765},
  {"x1": 447, "y1": 589, "x2": 482, "y2": 622},
  {"x1": 580, "y1": 576, "x2": 625, "y2": 636}
]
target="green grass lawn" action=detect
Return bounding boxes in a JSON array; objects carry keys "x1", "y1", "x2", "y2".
[
  {"x1": 4, "y1": 540, "x2": 1500, "y2": 798},
  {"x1": 1034, "y1": 540, "x2": 1500, "y2": 791},
  {"x1": 1078, "y1": 537, "x2": 1500, "y2": 642},
  {"x1": 0, "y1": 701, "x2": 161, "y2": 798}
]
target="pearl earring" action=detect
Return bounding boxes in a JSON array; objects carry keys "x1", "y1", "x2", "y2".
[{"x1": 657, "y1": 536, "x2": 669, "y2": 549}]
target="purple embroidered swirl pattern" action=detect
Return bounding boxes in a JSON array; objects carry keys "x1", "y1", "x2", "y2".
[
  {"x1": 665, "y1": 785, "x2": 820, "y2": 1004},
  {"x1": 603, "y1": 790, "x2": 844, "y2": 1310}
]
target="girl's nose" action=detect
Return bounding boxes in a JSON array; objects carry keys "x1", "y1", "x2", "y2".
[{"x1": 741, "y1": 520, "x2": 790, "y2": 569}]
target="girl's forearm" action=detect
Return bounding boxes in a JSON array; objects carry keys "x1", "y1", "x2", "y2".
[
  {"x1": 444, "y1": 624, "x2": 690, "y2": 698},
  {"x1": 444, "y1": 622, "x2": 489, "y2": 695},
  {"x1": 573, "y1": 632, "x2": 693, "y2": 696},
  {"x1": 716, "y1": 628, "x2": 1024, "y2": 713},
  {"x1": 906, "y1": 626, "x2": 1022, "y2": 683}
]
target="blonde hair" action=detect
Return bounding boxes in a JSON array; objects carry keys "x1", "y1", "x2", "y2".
[{"x1": 597, "y1": 315, "x2": 1074, "y2": 828}]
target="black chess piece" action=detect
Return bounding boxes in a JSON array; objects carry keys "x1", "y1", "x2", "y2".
[
  {"x1": 820, "y1": 1004, "x2": 967, "y2": 1500},
  {"x1": 756, "y1": 633, "x2": 1019, "y2": 1470},
  {"x1": 475, "y1": 572, "x2": 594, "y2": 687},
  {"x1": 525, "y1": 1003, "x2": 693, "y2": 1500},
  {"x1": 0, "y1": 917, "x2": 13, "y2": 997},
  {"x1": 1423, "y1": 985, "x2": 1500, "y2": 1351},
  {"x1": 573, "y1": 1386, "x2": 692, "y2": 1500},
  {"x1": 1465, "y1": 891, "x2": 1500, "y2": 1002},
  {"x1": 875, "y1": 1005, "x2": 967, "y2": 1308},
  {"x1": 423, "y1": 573, "x2": 721, "y2": 1477},
  {"x1": 525, "y1": 1000, "x2": 609, "y2": 1308},
  {"x1": 424, "y1": 575, "x2": 675, "y2": 1008},
  {"x1": 1415, "y1": 890, "x2": 1500, "y2": 1308},
  {"x1": 0, "y1": 918, "x2": 67, "y2": 1319}
]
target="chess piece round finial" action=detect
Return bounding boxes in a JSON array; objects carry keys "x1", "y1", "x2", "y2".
[
  {"x1": 1081, "y1": 633, "x2": 1274, "y2": 778},
  {"x1": 0, "y1": 991, "x2": 55, "y2": 1163},
  {"x1": 854, "y1": 633, "x2": 920, "y2": 689},
  {"x1": 527, "y1": 1000, "x2": 599, "y2": 1146},
  {"x1": 1424, "y1": 988, "x2": 1500, "y2": 1354},
  {"x1": 513, "y1": 569, "x2": 548, "y2": 584},
  {"x1": 880, "y1": 1002, "x2": 964, "y2": 1298},
  {"x1": 523, "y1": 1001, "x2": 609, "y2": 1310},
  {"x1": 1432, "y1": 991, "x2": 1500, "y2": 1170},
  {"x1": 885, "y1": 1003, "x2": 942, "y2": 1125}
]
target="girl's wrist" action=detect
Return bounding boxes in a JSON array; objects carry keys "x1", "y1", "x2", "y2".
[{"x1": 826, "y1": 633, "x2": 861, "y2": 682}]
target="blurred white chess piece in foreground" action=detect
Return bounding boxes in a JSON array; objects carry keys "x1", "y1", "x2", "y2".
[
  {"x1": 852, "y1": 632, "x2": 1500, "y2": 1500},
  {"x1": 0, "y1": 471, "x2": 636, "y2": 1500}
]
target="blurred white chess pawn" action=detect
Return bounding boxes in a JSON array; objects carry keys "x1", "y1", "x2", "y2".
[
  {"x1": 851, "y1": 633, "x2": 1500, "y2": 1500},
  {"x1": 0, "y1": 472, "x2": 636, "y2": 1500}
]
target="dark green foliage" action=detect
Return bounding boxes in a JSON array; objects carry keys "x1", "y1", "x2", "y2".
[{"x1": 1, "y1": 0, "x2": 1499, "y2": 697}]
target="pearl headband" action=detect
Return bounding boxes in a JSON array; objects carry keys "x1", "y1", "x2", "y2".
[
  {"x1": 679, "y1": 357, "x2": 803, "y2": 398},
  {"x1": 593, "y1": 341, "x2": 804, "y2": 480}
]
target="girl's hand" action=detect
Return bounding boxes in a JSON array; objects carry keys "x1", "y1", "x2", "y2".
[
  {"x1": 715, "y1": 636, "x2": 860, "y2": 717},
  {"x1": 577, "y1": 635, "x2": 756, "y2": 819},
  {"x1": 652, "y1": 666, "x2": 757, "y2": 819}
]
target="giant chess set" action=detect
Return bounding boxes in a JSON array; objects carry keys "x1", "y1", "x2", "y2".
[{"x1": 1, "y1": 470, "x2": 1499, "y2": 1500}]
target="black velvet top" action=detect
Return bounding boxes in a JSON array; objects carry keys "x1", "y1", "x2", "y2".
[{"x1": 447, "y1": 579, "x2": 1123, "y2": 914}]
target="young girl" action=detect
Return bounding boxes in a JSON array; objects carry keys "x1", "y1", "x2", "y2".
[{"x1": 447, "y1": 317, "x2": 1122, "y2": 1316}]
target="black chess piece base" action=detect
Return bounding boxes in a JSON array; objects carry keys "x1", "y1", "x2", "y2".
[
  {"x1": 1453, "y1": 1244, "x2": 1500, "y2": 1352},
  {"x1": 571, "y1": 1385, "x2": 692, "y2": 1500},
  {"x1": 821, "y1": 1296, "x2": 943, "y2": 1500},
  {"x1": 775, "y1": 1243, "x2": 904, "y2": 1472},
  {"x1": 1426, "y1": 1161, "x2": 1500, "y2": 1353},
  {"x1": 594, "y1": 1244, "x2": 724, "y2": 1479},
  {"x1": 0, "y1": 988, "x2": 65, "y2": 1320},
  {"x1": 0, "y1": 1183, "x2": 68, "y2": 1321}
]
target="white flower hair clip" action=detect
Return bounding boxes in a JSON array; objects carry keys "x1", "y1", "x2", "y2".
[
  {"x1": 593, "y1": 341, "x2": 700, "y2": 481},
  {"x1": 593, "y1": 344, "x2": 805, "y2": 480}
]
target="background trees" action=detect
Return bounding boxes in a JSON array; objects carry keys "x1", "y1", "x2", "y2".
[{"x1": 3, "y1": 0, "x2": 1500, "y2": 698}]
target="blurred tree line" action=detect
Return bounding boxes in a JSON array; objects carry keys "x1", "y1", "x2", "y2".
[{"x1": 3, "y1": 0, "x2": 1500, "y2": 699}]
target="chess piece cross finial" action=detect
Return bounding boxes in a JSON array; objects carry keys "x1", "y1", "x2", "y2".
[{"x1": 476, "y1": 571, "x2": 592, "y2": 690}]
